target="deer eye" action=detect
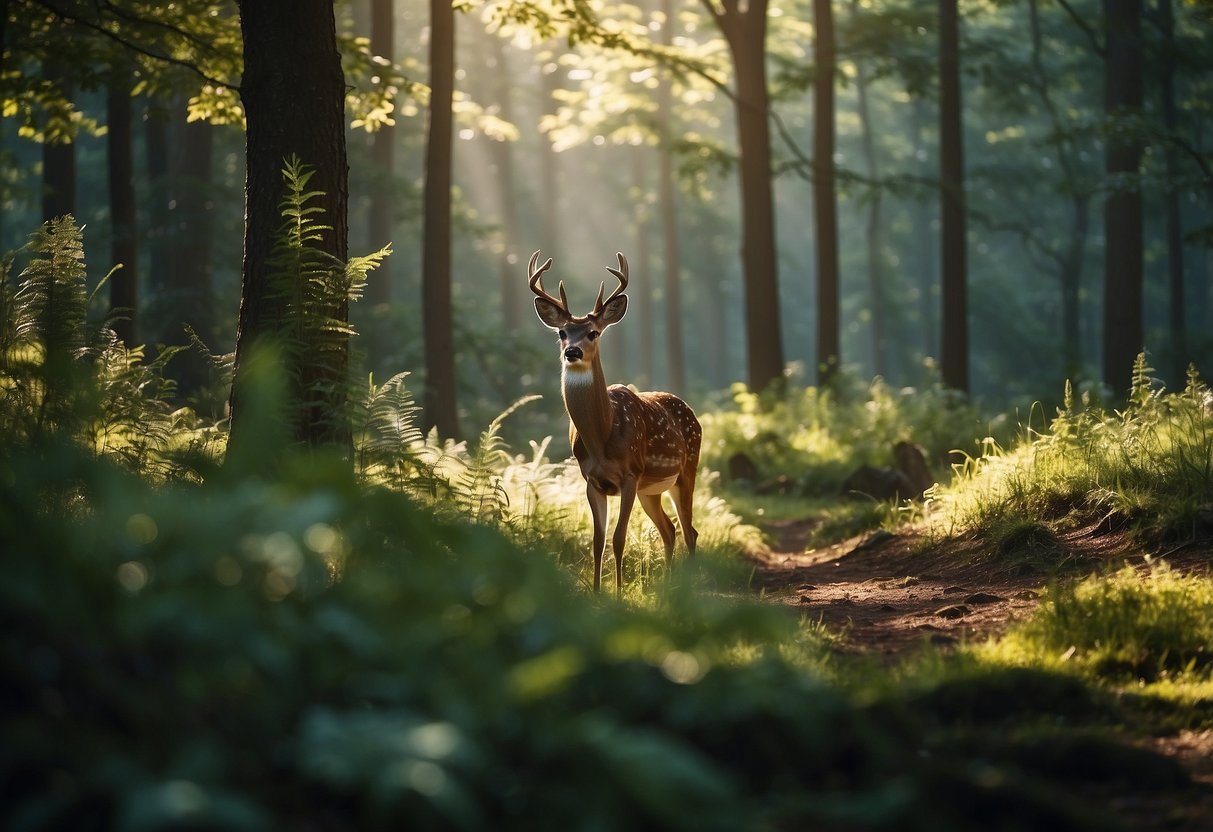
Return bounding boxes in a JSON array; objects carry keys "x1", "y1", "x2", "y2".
[
  {"x1": 558, "y1": 330, "x2": 567, "y2": 340},
  {"x1": 587, "y1": 330, "x2": 599, "y2": 341}
]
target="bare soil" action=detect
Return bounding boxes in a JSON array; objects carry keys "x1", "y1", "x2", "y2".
[{"x1": 748, "y1": 515, "x2": 1213, "y2": 829}]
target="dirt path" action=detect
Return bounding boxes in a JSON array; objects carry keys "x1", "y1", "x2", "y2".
[
  {"x1": 748, "y1": 516, "x2": 1213, "y2": 829},
  {"x1": 750, "y1": 519, "x2": 1050, "y2": 656}
]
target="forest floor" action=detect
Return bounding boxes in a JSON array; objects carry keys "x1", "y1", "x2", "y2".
[{"x1": 747, "y1": 515, "x2": 1213, "y2": 830}]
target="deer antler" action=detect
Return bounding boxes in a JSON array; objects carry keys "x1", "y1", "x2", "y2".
[
  {"x1": 528, "y1": 250, "x2": 570, "y2": 314},
  {"x1": 593, "y1": 252, "x2": 630, "y2": 314}
]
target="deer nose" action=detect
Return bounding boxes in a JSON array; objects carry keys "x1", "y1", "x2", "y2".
[{"x1": 564, "y1": 346, "x2": 583, "y2": 362}]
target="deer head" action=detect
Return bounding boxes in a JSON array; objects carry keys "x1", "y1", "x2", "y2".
[{"x1": 529, "y1": 250, "x2": 629, "y2": 371}]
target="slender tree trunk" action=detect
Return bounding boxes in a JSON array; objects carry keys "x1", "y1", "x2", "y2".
[
  {"x1": 489, "y1": 33, "x2": 521, "y2": 333},
  {"x1": 708, "y1": 0, "x2": 784, "y2": 392},
  {"x1": 1101, "y1": 0, "x2": 1143, "y2": 395},
  {"x1": 911, "y1": 98, "x2": 937, "y2": 361},
  {"x1": 367, "y1": 0, "x2": 395, "y2": 305},
  {"x1": 106, "y1": 75, "x2": 137, "y2": 347},
  {"x1": 659, "y1": 0, "x2": 685, "y2": 395},
  {"x1": 171, "y1": 118, "x2": 215, "y2": 393},
  {"x1": 851, "y1": 0, "x2": 888, "y2": 379},
  {"x1": 422, "y1": 0, "x2": 460, "y2": 438},
  {"x1": 938, "y1": 0, "x2": 968, "y2": 392},
  {"x1": 144, "y1": 103, "x2": 171, "y2": 293},
  {"x1": 813, "y1": 0, "x2": 839, "y2": 387},
  {"x1": 1159, "y1": 0, "x2": 1186, "y2": 385},
  {"x1": 41, "y1": 59, "x2": 75, "y2": 222},
  {"x1": 632, "y1": 149, "x2": 656, "y2": 388},
  {"x1": 230, "y1": 0, "x2": 350, "y2": 454}
]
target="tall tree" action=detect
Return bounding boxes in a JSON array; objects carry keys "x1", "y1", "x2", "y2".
[
  {"x1": 170, "y1": 117, "x2": 216, "y2": 393},
  {"x1": 1101, "y1": 0, "x2": 1143, "y2": 394},
  {"x1": 701, "y1": 0, "x2": 785, "y2": 392},
  {"x1": 1158, "y1": 0, "x2": 1186, "y2": 385},
  {"x1": 367, "y1": 0, "x2": 395, "y2": 306},
  {"x1": 229, "y1": 0, "x2": 350, "y2": 453},
  {"x1": 814, "y1": 0, "x2": 839, "y2": 387},
  {"x1": 938, "y1": 0, "x2": 968, "y2": 392},
  {"x1": 106, "y1": 72, "x2": 137, "y2": 347},
  {"x1": 422, "y1": 0, "x2": 460, "y2": 438},
  {"x1": 40, "y1": 58, "x2": 75, "y2": 223},
  {"x1": 659, "y1": 0, "x2": 685, "y2": 395}
]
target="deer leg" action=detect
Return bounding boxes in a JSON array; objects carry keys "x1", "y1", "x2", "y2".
[
  {"x1": 669, "y1": 478, "x2": 698, "y2": 556},
  {"x1": 586, "y1": 482, "x2": 609, "y2": 591},
  {"x1": 638, "y1": 493, "x2": 676, "y2": 563},
  {"x1": 612, "y1": 479, "x2": 638, "y2": 596}
]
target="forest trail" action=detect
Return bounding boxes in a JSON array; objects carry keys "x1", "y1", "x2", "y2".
[
  {"x1": 748, "y1": 517, "x2": 1213, "y2": 829},
  {"x1": 748, "y1": 516, "x2": 1209, "y2": 658}
]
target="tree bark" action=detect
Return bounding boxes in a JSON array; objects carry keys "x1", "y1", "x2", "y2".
[
  {"x1": 144, "y1": 101, "x2": 172, "y2": 294},
  {"x1": 106, "y1": 75, "x2": 137, "y2": 347},
  {"x1": 422, "y1": 0, "x2": 460, "y2": 438},
  {"x1": 813, "y1": 0, "x2": 840, "y2": 387},
  {"x1": 41, "y1": 59, "x2": 75, "y2": 223},
  {"x1": 1158, "y1": 0, "x2": 1186, "y2": 385},
  {"x1": 1101, "y1": 0, "x2": 1143, "y2": 395},
  {"x1": 170, "y1": 117, "x2": 215, "y2": 393},
  {"x1": 367, "y1": 0, "x2": 394, "y2": 306},
  {"x1": 230, "y1": 0, "x2": 350, "y2": 454},
  {"x1": 707, "y1": 0, "x2": 784, "y2": 393},
  {"x1": 938, "y1": 0, "x2": 968, "y2": 392},
  {"x1": 659, "y1": 0, "x2": 685, "y2": 395}
]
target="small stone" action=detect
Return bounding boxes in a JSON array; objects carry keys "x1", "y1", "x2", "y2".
[
  {"x1": 964, "y1": 592, "x2": 1004, "y2": 605},
  {"x1": 935, "y1": 604, "x2": 971, "y2": 620}
]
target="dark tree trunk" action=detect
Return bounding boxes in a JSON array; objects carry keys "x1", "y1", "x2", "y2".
[
  {"x1": 170, "y1": 118, "x2": 215, "y2": 393},
  {"x1": 813, "y1": 0, "x2": 840, "y2": 387},
  {"x1": 1158, "y1": 0, "x2": 1186, "y2": 385},
  {"x1": 367, "y1": 0, "x2": 394, "y2": 305},
  {"x1": 144, "y1": 102, "x2": 171, "y2": 293},
  {"x1": 659, "y1": 0, "x2": 685, "y2": 395},
  {"x1": 230, "y1": 0, "x2": 350, "y2": 453},
  {"x1": 422, "y1": 0, "x2": 460, "y2": 439},
  {"x1": 106, "y1": 76, "x2": 137, "y2": 347},
  {"x1": 41, "y1": 59, "x2": 75, "y2": 222},
  {"x1": 938, "y1": 0, "x2": 968, "y2": 392},
  {"x1": 708, "y1": 0, "x2": 784, "y2": 393},
  {"x1": 911, "y1": 98, "x2": 937, "y2": 360},
  {"x1": 1101, "y1": 0, "x2": 1143, "y2": 395}
]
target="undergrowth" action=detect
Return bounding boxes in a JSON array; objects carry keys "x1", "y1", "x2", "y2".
[{"x1": 931, "y1": 355, "x2": 1213, "y2": 546}]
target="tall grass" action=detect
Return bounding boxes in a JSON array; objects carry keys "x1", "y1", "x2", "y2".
[{"x1": 930, "y1": 356, "x2": 1213, "y2": 544}]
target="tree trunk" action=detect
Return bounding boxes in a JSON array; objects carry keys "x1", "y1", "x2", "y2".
[
  {"x1": 711, "y1": 0, "x2": 784, "y2": 393},
  {"x1": 41, "y1": 59, "x2": 75, "y2": 222},
  {"x1": 851, "y1": 0, "x2": 888, "y2": 380},
  {"x1": 144, "y1": 102, "x2": 171, "y2": 293},
  {"x1": 422, "y1": 0, "x2": 460, "y2": 439},
  {"x1": 813, "y1": 0, "x2": 840, "y2": 387},
  {"x1": 106, "y1": 75, "x2": 137, "y2": 347},
  {"x1": 1101, "y1": 0, "x2": 1143, "y2": 395},
  {"x1": 170, "y1": 118, "x2": 215, "y2": 393},
  {"x1": 367, "y1": 0, "x2": 395, "y2": 306},
  {"x1": 230, "y1": 0, "x2": 350, "y2": 454},
  {"x1": 659, "y1": 0, "x2": 685, "y2": 395},
  {"x1": 911, "y1": 98, "x2": 937, "y2": 361},
  {"x1": 938, "y1": 0, "x2": 968, "y2": 392},
  {"x1": 1159, "y1": 0, "x2": 1186, "y2": 386},
  {"x1": 632, "y1": 149, "x2": 656, "y2": 388}
]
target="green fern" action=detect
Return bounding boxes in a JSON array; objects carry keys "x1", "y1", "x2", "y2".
[
  {"x1": 265, "y1": 155, "x2": 390, "y2": 449},
  {"x1": 354, "y1": 371, "x2": 425, "y2": 489},
  {"x1": 14, "y1": 216, "x2": 89, "y2": 366},
  {"x1": 452, "y1": 395, "x2": 540, "y2": 526}
]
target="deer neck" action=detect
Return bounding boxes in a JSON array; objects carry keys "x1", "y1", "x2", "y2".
[{"x1": 562, "y1": 358, "x2": 613, "y2": 458}]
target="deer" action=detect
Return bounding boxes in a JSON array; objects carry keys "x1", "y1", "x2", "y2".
[{"x1": 528, "y1": 250, "x2": 701, "y2": 595}]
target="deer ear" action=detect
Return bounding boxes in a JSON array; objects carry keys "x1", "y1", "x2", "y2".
[
  {"x1": 535, "y1": 297, "x2": 570, "y2": 329},
  {"x1": 597, "y1": 294, "x2": 627, "y2": 327}
]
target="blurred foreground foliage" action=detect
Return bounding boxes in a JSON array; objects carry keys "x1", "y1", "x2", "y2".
[{"x1": 2, "y1": 217, "x2": 1206, "y2": 830}]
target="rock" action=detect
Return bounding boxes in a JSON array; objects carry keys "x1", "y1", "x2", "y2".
[
  {"x1": 840, "y1": 465, "x2": 916, "y2": 502},
  {"x1": 943, "y1": 585, "x2": 966, "y2": 594},
  {"x1": 798, "y1": 594, "x2": 812, "y2": 604},
  {"x1": 727, "y1": 451, "x2": 760, "y2": 483},
  {"x1": 935, "y1": 604, "x2": 971, "y2": 619},
  {"x1": 964, "y1": 592, "x2": 1004, "y2": 605},
  {"x1": 893, "y1": 441, "x2": 935, "y2": 498}
]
